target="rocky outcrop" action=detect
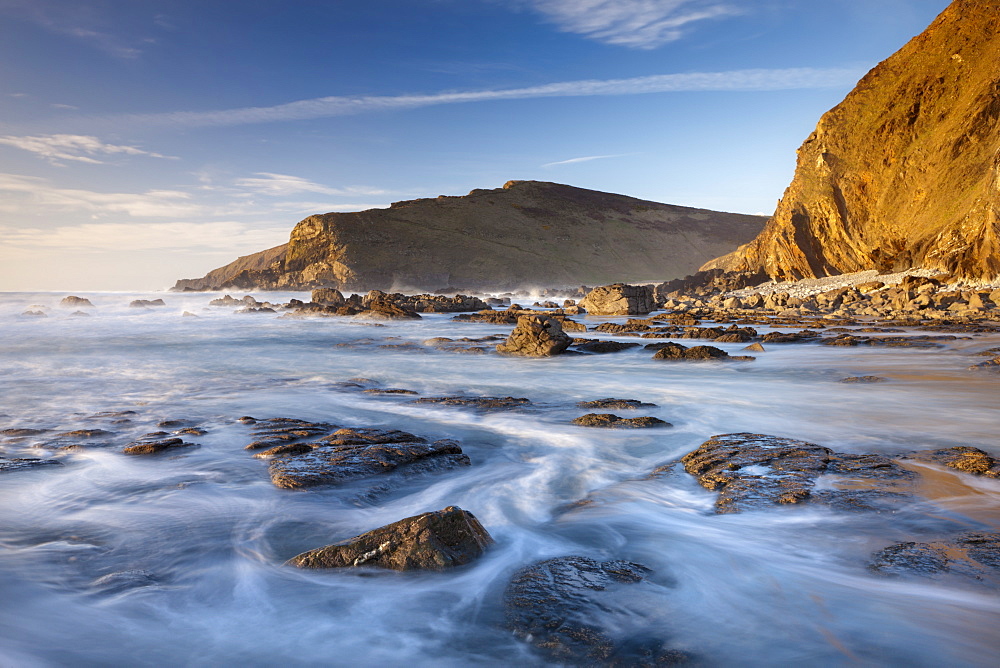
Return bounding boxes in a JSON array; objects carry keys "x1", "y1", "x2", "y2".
[
  {"x1": 173, "y1": 180, "x2": 765, "y2": 292},
  {"x1": 702, "y1": 0, "x2": 1000, "y2": 282},
  {"x1": 495, "y1": 314, "x2": 571, "y2": 357},
  {"x1": 579, "y1": 283, "x2": 655, "y2": 316},
  {"x1": 572, "y1": 413, "x2": 671, "y2": 429},
  {"x1": 903, "y1": 446, "x2": 1000, "y2": 477},
  {"x1": 286, "y1": 506, "x2": 493, "y2": 571},
  {"x1": 869, "y1": 532, "x2": 1000, "y2": 583}
]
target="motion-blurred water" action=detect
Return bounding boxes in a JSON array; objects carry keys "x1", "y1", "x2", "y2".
[{"x1": 1, "y1": 291, "x2": 998, "y2": 667}]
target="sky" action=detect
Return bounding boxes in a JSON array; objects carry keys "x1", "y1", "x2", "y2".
[{"x1": 0, "y1": 0, "x2": 952, "y2": 291}]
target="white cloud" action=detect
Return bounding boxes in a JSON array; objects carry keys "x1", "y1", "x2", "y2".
[
  {"x1": 0, "y1": 221, "x2": 288, "y2": 253},
  {"x1": 523, "y1": 0, "x2": 740, "y2": 48},
  {"x1": 231, "y1": 173, "x2": 387, "y2": 198},
  {"x1": 542, "y1": 153, "x2": 631, "y2": 167},
  {"x1": 119, "y1": 66, "x2": 864, "y2": 129},
  {"x1": 0, "y1": 0, "x2": 145, "y2": 59},
  {"x1": 0, "y1": 173, "x2": 202, "y2": 218},
  {"x1": 0, "y1": 134, "x2": 176, "y2": 165}
]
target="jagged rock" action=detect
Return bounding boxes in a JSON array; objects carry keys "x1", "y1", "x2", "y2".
[
  {"x1": 360, "y1": 297, "x2": 421, "y2": 320},
  {"x1": 267, "y1": 428, "x2": 469, "y2": 489},
  {"x1": 60, "y1": 296, "x2": 93, "y2": 307},
  {"x1": 496, "y1": 314, "x2": 571, "y2": 357},
  {"x1": 903, "y1": 446, "x2": 1000, "y2": 477},
  {"x1": 678, "y1": 433, "x2": 913, "y2": 514},
  {"x1": 410, "y1": 396, "x2": 531, "y2": 411},
  {"x1": 579, "y1": 283, "x2": 655, "y2": 316},
  {"x1": 576, "y1": 398, "x2": 657, "y2": 410},
  {"x1": 286, "y1": 506, "x2": 493, "y2": 571},
  {"x1": 504, "y1": 556, "x2": 688, "y2": 665},
  {"x1": 572, "y1": 414, "x2": 671, "y2": 429},
  {"x1": 173, "y1": 181, "x2": 764, "y2": 292},
  {"x1": 702, "y1": 1, "x2": 1000, "y2": 281}
]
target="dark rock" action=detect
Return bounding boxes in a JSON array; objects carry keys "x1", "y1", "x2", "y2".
[
  {"x1": 761, "y1": 330, "x2": 822, "y2": 344},
  {"x1": 268, "y1": 432, "x2": 469, "y2": 489},
  {"x1": 252, "y1": 443, "x2": 314, "y2": 459},
  {"x1": 576, "y1": 398, "x2": 657, "y2": 410},
  {"x1": 504, "y1": 556, "x2": 688, "y2": 665},
  {"x1": 680, "y1": 433, "x2": 913, "y2": 514},
  {"x1": 1, "y1": 428, "x2": 51, "y2": 437},
  {"x1": 0, "y1": 457, "x2": 63, "y2": 473},
  {"x1": 870, "y1": 532, "x2": 1000, "y2": 583},
  {"x1": 362, "y1": 388, "x2": 419, "y2": 395},
  {"x1": 496, "y1": 314, "x2": 571, "y2": 357},
  {"x1": 579, "y1": 283, "x2": 655, "y2": 316},
  {"x1": 840, "y1": 376, "x2": 888, "y2": 383},
  {"x1": 410, "y1": 396, "x2": 531, "y2": 411},
  {"x1": 122, "y1": 438, "x2": 197, "y2": 455},
  {"x1": 651, "y1": 343, "x2": 730, "y2": 360},
  {"x1": 286, "y1": 506, "x2": 493, "y2": 571},
  {"x1": 574, "y1": 341, "x2": 641, "y2": 354},
  {"x1": 91, "y1": 570, "x2": 158, "y2": 594},
  {"x1": 572, "y1": 414, "x2": 671, "y2": 429},
  {"x1": 903, "y1": 446, "x2": 1000, "y2": 478}
]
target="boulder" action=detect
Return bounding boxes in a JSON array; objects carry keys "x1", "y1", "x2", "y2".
[
  {"x1": 286, "y1": 506, "x2": 493, "y2": 571},
  {"x1": 311, "y1": 288, "x2": 345, "y2": 305},
  {"x1": 60, "y1": 296, "x2": 94, "y2": 308},
  {"x1": 496, "y1": 314, "x2": 571, "y2": 357},
  {"x1": 579, "y1": 283, "x2": 655, "y2": 316}
]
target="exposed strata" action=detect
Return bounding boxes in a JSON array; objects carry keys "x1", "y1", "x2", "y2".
[
  {"x1": 702, "y1": 0, "x2": 1000, "y2": 283},
  {"x1": 173, "y1": 180, "x2": 765, "y2": 292}
]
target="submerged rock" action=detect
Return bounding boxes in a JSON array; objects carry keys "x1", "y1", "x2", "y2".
[
  {"x1": 679, "y1": 433, "x2": 913, "y2": 514},
  {"x1": 130, "y1": 299, "x2": 166, "y2": 308},
  {"x1": 0, "y1": 457, "x2": 63, "y2": 473},
  {"x1": 410, "y1": 396, "x2": 531, "y2": 411},
  {"x1": 840, "y1": 376, "x2": 887, "y2": 383},
  {"x1": 286, "y1": 506, "x2": 493, "y2": 571},
  {"x1": 870, "y1": 532, "x2": 1000, "y2": 584},
  {"x1": 572, "y1": 414, "x2": 671, "y2": 429},
  {"x1": 122, "y1": 438, "x2": 198, "y2": 455},
  {"x1": 504, "y1": 556, "x2": 688, "y2": 665},
  {"x1": 496, "y1": 314, "x2": 571, "y2": 357},
  {"x1": 91, "y1": 570, "x2": 158, "y2": 594},
  {"x1": 576, "y1": 398, "x2": 657, "y2": 410}
]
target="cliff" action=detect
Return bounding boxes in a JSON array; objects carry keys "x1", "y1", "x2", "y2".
[
  {"x1": 703, "y1": 0, "x2": 1000, "y2": 282},
  {"x1": 174, "y1": 180, "x2": 766, "y2": 292}
]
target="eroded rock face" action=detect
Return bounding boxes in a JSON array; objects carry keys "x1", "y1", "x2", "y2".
[
  {"x1": 579, "y1": 283, "x2": 655, "y2": 316},
  {"x1": 504, "y1": 556, "x2": 688, "y2": 665},
  {"x1": 496, "y1": 314, "x2": 571, "y2": 357},
  {"x1": 286, "y1": 506, "x2": 493, "y2": 571},
  {"x1": 703, "y1": 1, "x2": 1000, "y2": 281},
  {"x1": 679, "y1": 433, "x2": 913, "y2": 513}
]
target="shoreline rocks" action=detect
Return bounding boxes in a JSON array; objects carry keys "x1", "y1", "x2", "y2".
[{"x1": 496, "y1": 314, "x2": 571, "y2": 357}]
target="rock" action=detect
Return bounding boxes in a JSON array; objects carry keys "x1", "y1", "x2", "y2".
[
  {"x1": 359, "y1": 297, "x2": 421, "y2": 320},
  {"x1": 1, "y1": 428, "x2": 51, "y2": 437},
  {"x1": 576, "y1": 398, "x2": 657, "y2": 410},
  {"x1": 870, "y1": 532, "x2": 1000, "y2": 584},
  {"x1": 410, "y1": 396, "x2": 531, "y2": 411},
  {"x1": 579, "y1": 283, "x2": 655, "y2": 316},
  {"x1": 129, "y1": 299, "x2": 165, "y2": 308},
  {"x1": 70, "y1": 311, "x2": 91, "y2": 317},
  {"x1": 362, "y1": 388, "x2": 418, "y2": 395},
  {"x1": 267, "y1": 429, "x2": 470, "y2": 489},
  {"x1": 311, "y1": 288, "x2": 345, "y2": 305},
  {"x1": 970, "y1": 355, "x2": 1000, "y2": 370},
  {"x1": 21, "y1": 310, "x2": 47, "y2": 317},
  {"x1": 840, "y1": 376, "x2": 888, "y2": 383},
  {"x1": 574, "y1": 341, "x2": 641, "y2": 354},
  {"x1": 122, "y1": 438, "x2": 198, "y2": 455},
  {"x1": 60, "y1": 296, "x2": 94, "y2": 307},
  {"x1": 903, "y1": 446, "x2": 1000, "y2": 477},
  {"x1": 743, "y1": 342, "x2": 765, "y2": 352},
  {"x1": 572, "y1": 414, "x2": 671, "y2": 429},
  {"x1": 286, "y1": 506, "x2": 493, "y2": 571},
  {"x1": 651, "y1": 343, "x2": 731, "y2": 361},
  {"x1": 496, "y1": 314, "x2": 571, "y2": 357},
  {"x1": 504, "y1": 556, "x2": 688, "y2": 665},
  {"x1": 0, "y1": 457, "x2": 63, "y2": 473},
  {"x1": 679, "y1": 433, "x2": 913, "y2": 513},
  {"x1": 182, "y1": 311, "x2": 198, "y2": 317}
]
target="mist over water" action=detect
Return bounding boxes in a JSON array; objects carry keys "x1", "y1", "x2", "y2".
[{"x1": 1, "y1": 291, "x2": 998, "y2": 666}]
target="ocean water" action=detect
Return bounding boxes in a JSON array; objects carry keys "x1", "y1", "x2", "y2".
[{"x1": 1, "y1": 291, "x2": 998, "y2": 667}]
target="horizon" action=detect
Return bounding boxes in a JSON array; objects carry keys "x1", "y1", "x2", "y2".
[{"x1": 0, "y1": 0, "x2": 951, "y2": 291}]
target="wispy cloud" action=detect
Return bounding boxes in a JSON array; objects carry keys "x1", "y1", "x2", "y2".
[
  {"x1": 231, "y1": 173, "x2": 387, "y2": 198},
  {"x1": 0, "y1": 173, "x2": 201, "y2": 218},
  {"x1": 0, "y1": 0, "x2": 149, "y2": 58},
  {"x1": 114, "y1": 67, "x2": 863, "y2": 130},
  {"x1": 542, "y1": 153, "x2": 632, "y2": 167},
  {"x1": 0, "y1": 134, "x2": 176, "y2": 165},
  {"x1": 522, "y1": 0, "x2": 740, "y2": 49}
]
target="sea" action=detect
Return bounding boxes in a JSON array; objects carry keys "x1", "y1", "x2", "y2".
[{"x1": 1, "y1": 290, "x2": 998, "y2": 667}]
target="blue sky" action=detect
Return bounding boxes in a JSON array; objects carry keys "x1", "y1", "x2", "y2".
[{"x1": 0, "y1": 0, "x2": 951, "y2": 290}]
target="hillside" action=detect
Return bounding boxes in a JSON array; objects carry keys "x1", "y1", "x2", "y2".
[
  {"x1": 174, "y1": 180, "x2": 766, "y2": 292},
  {"x1": 703, "y1": 0, "x2": 1000, "y2": 282}
]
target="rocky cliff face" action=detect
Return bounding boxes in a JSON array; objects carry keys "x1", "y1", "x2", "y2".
[
  {"x1": 174, "y1": 180, "x2": 765, "y2": 292},
  {"x1": 703, "y1": 0, "x2": 1000, "y2": 282}
]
